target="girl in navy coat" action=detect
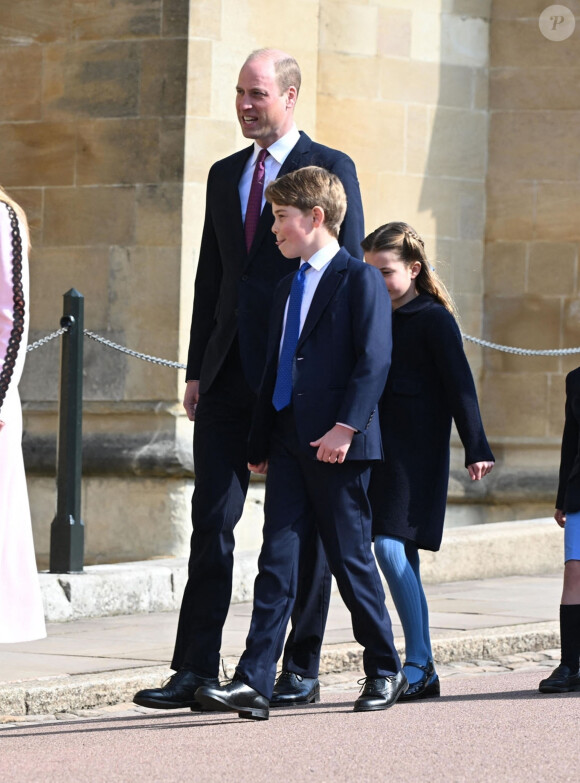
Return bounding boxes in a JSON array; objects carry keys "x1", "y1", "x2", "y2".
[{"x1": 363, "y1": 222, "x2": 495, "y2": 701}]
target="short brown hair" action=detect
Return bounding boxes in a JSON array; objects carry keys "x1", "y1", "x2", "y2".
[
  {"x1": 246, "y1": 48, "x2": 301, "y2": 95},
  {"x1": 265, "y1": 166, "x2": 347, "y2": 238}
]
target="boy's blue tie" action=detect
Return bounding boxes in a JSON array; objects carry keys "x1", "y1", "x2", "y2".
[{"x1": 272, "y1": 262, "x2": 311, "y2": 411}]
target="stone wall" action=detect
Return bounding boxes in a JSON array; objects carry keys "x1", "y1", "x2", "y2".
[
  {"x1": 316, "y1": 0, "x2": 490, "y2": 377},
  {"x1": 180, "y1": 0, "x2": 319, "y2": 349},
  {"x1": 0, "y1": 1, "x2": 192, "y2": 564},
  {"x1": 2, "y1": 1, "x2": 575, "y2": 564},
  {"x1": 480, "y1": 0, "x2": 580, "y2": 506}
]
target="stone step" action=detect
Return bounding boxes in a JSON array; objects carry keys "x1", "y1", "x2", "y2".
[{"x1": 39, "y1": 518, "x2": 561, "y2": 623}]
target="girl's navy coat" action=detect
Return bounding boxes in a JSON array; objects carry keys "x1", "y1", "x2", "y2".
[{"x1": 369, "y1": 293, "x2": 494, "y2": 551}]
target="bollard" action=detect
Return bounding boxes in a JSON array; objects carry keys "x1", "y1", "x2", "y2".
[{"x1": 49, "y1": 289, "x2": 85, "y2": 573}]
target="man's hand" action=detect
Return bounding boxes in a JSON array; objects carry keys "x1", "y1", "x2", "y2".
[
  {"x1": 310, "y1": 424, "x2": 355, "y2": 464},
  {"x1": 248, "y1": 461, "x2": 268, "y2": 475},
  {"x1": 555, "y1": 509, "x2": 566, "y2": 528},
  {"x1": 183, "y1": 380, "x2": 200, "y2": 421},
  {"x1": 467, "y1": 461, "x2": 494, "y2": 481}
]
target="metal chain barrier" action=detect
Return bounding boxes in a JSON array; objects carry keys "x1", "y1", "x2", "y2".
[
  {"x1": 26, "y1": 327, "x2": 68, "y2": 353},
  {"x1": 25, "y1": 328, "x2": 580, "y2": 364},
  {"x1": 462, "y1": 335, "x2": 580, "y2": 357},
  {"x1": 83, "y1": 329, "x2": 187, "y2": 369}
]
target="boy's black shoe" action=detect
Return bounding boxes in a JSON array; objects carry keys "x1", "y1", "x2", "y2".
[
  {"x1": 195, "y1": 676, "x2": 269, "y2": 720},
  {"x1": 353, "y1": 670, "x2": 408, "y2": 711},
  {"x1": 538, "y1": 664, "x2": 580, "y2": 693}
]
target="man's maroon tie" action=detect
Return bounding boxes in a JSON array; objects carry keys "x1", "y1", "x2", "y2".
[{"x1": 244, "y1": 148, "x2": 269, "y2": 252}]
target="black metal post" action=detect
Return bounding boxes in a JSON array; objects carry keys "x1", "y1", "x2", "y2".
[{"x1": 50, "y1": 289, "x2": 85, "y2": 573}]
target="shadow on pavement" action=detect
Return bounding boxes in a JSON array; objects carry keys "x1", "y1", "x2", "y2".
[
  {"x1": 3, "y1": 687, "x2": 578, "y2": 740},
  {"x1": 0, "y1": 703, "x2": 357, "y2": 738}
]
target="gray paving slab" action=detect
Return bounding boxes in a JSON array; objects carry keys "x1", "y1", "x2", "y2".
[
  {"x1": 1, "y1": 575, "x2": 562, "y2": 682},
  {"x1": 0, "y1": 653, "x2": 160, "y2": 680},
  {"x1": 428, "y1": 612, "x2": 542, "y2": 630}
]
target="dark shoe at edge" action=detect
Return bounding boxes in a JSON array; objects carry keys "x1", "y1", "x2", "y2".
[
  {"x1": 133, "y1": 669, "x2": 219, "y2": 710},
  {"x1": 353, "y1": 670, "x2": 408, "y2": 712},
  {"x1": 538, "y1": 664, "x2": 580, "y2": 694},
  {"x1": 270, "y1": 671, "x2": 320, "y2": 707},
  {"x1": 398, "y1": 660, "x2": 441, "y2": 702},
  {"x1": 195, "y1": 676, "x2": 269, "y2": 720}
]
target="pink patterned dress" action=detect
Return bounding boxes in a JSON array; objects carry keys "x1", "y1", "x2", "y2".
[{"x1": 0, "y1": 201, "x2": 46, "y2": 642}]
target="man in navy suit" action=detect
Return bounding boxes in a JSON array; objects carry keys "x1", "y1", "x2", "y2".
[
  {"x1": 133, "y1": 49, "x2": 365, "y2": 711},
  {"x1": 195, "y1": 167, "x2": 405, "y2": 720}
]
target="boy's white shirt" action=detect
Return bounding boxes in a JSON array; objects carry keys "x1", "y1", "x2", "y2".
[
  {"x1": 278, "y1": 238, "x2": 356, "y2": 432},
  {"x1": 279, "y1": 239, "x2": 340, "y2": 343}
]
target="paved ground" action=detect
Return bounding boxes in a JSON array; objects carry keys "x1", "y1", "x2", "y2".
[
  {"x1": 1, "y1": 573, "x2": 577, "y2": 782},
  {"x1": 0, "y1": 573, "x2": 564, "y2": 719},
  {"x1": 1, "y1": 667, "x2": 578, "y2": 783}
]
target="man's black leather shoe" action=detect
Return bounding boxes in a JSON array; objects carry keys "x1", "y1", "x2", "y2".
[
  {"x1": 398, "y1": 660, "x2": 441, "y2": 702},
  {"x1": 539, "y1": 664, "x2": 580, "y2": 693},
  {"x1": 270, "y1": 671, "x2": 320, "y2": 706},
  {"x1": 353, "y1": 670, "x2": 408, "y2": 712},
  {"x1": 133, "y1": 669, "x2": 219, "y2": 710},
  {"x1": 195, "y1": 676, "x2": 269, "y2": 720}
]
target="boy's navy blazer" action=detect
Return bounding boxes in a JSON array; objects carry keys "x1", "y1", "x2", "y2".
[
  {"x1": 248, "y1": 248, "x2": 392, "y2": 464},
  {"x1": 186, "y1": 132, "x2": 365, "y2": 394}
]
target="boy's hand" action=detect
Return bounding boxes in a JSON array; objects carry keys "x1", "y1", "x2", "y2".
[
  {"x1": 248, "y1": 461, "x2": 268, "y2": 474},
  {"x1": 554, "y1": 509, "x2": 566, "y2": 528},
  {"x1": 467, "y1": 461, "x2": 494, "y2": 480},
  {"x1": 310, "y1": 424, "x2": 354, "y2": 464}
]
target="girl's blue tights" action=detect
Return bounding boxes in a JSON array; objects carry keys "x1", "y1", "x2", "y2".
[{"x1": 374, "y1": 535, "x2": 433, "y2": 685}]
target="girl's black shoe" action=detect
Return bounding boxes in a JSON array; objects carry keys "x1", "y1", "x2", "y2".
[{"x1": 399, "y1": 659, "x2": 441, "y2": 701}]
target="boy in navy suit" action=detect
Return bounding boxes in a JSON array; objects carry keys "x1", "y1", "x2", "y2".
[{"x1": 196, "y1": 167, "x2": 405, "y2": 719}]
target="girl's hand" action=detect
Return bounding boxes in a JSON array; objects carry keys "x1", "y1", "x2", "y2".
[
  {"x1": 554, "y1": 509, "x2": 566, "y2": 528},
  {"x1": 0, "y1": 420, "x2": 4, "y2": 430},
  {"x1": 467, "y1": 461, "x2": 494, "y2": 480}
]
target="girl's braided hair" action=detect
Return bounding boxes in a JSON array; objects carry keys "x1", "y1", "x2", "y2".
[{"x1": 361, "y1": 221, "x2": 457, "y2": 318}]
